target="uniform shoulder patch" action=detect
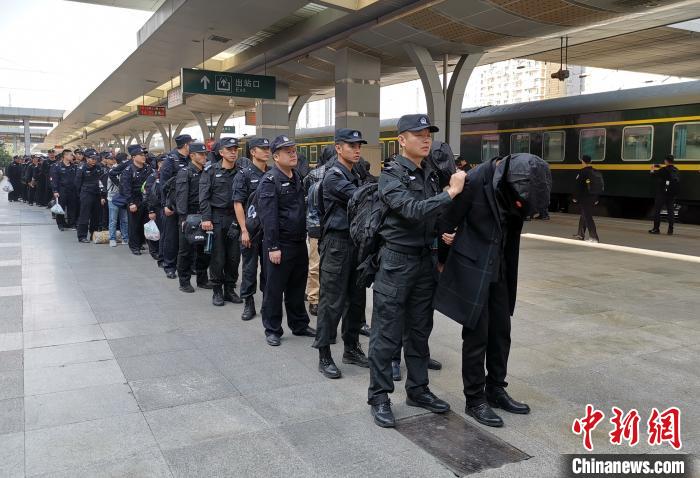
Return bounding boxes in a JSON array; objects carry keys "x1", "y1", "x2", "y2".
[{"x1": 204, "y1": 164, "x2": 212, "y2": 171}]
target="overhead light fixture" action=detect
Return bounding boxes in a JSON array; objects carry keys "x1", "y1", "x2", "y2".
[
  {"x1": 517, "y1": 65, "x2": 526, "y2": 69},
  {"x1": 145, "y1": 79, "x2": 158, "y2": 84},
  {"x1": 208, "y1": 34, "x2": 231, "y2": 43}
]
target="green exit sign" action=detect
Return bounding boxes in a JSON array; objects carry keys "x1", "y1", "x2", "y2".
[{"x1": 181, "y1": 68, "x2": 276, "y2": 99}]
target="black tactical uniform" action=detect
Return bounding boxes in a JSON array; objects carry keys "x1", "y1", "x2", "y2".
[
  {"x1": 121, "y1": 145, "x2": 153, "y2": 254},
  {"x1": 367, "y1": 115, "x2": 454, "y2": 428},
  {"x1": 160, "y1": 135, "x2": 192, "y2": 277},
  {"x1": 574, "y1": 161, "x2": 599, "y2": 242},
  {"x1": 258, "y1": 136, "x2": 314, "y2": 343},
  {"x1": 25, "y1": 159, "x2": 41, "y2": 205},
  {"x1": 50, "y1": 158, "x2": 78, "y2": 230},
  {"x1": 6, "y1": 159, "x2": 22, "y2": 202},
  {"x1": 199, "y1": 139, "x2": 243, "y2": 305},
  {"x1": 74, "y1": 150, "x2": 105, "y2": 242},
  {"x1": 175, "y1": 145, "x2": 208, "y2": 291},
  {"x1": 312, "y1": 129, "x2": 368, "y2": 378},
  {"x1": 233, "y1": 137, "x2": 270, "y2": 320},
  {"x1": 650, "y1": 157, "x2": 680, "y2": 234},
  {"x1": 42, "y1": 156, "x2": 58, "y2": 206}
]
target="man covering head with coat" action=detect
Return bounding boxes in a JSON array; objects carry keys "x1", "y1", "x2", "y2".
[{"x1": 435, "y1": 152, "x2": 551, "y2": 428}]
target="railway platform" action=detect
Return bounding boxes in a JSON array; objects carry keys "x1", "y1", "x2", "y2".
[{"x1": 0, "y1": 196, "x2": 697, "y2": 477}]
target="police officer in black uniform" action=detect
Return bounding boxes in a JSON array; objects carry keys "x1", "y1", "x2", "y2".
[
  {"x1": 6, "y1": 156, "x2": 23, "y2": 202},
  {"x1": 572, "y1": 155, "x2": 600, "y2": 243},
  {"x1": 313, "y1": 128, "x2": 369, "y2": 379},
  {"x1": 50, "y1": 149, "x2": 78, "y2": 231},
  {"x1": 233, "y1": 137, "x2": 270, "y2": 321},
  {"x1": 175, "y1": 142, "x2": 208, "y2": 293},
  {"x1": 74, "y1": 149, "x2": 106, "y2": 243},
  {"x1": 199, "y1": 137, "x2": 244, "y2": 306},
  {"x1": 367, "y1": 114, "x2": 466, "y2": 428},
  {"x1": 161, "y1": 134, "x2": 193, "y2": 279},
  {"x1": 121, "y1": 145, "x2": 153, "y2": 254},
  {"x1": 258, "y1": 135, "x2": 316, "y2": 346},
  {"x1": 649, "y1": 154, "x2": 680, "y2": 235}
]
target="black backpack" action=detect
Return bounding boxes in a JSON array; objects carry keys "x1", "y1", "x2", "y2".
[
  {"x1": 348, "y1": 161, "x2": 405, "y2": 287},
  {"x1": 161, "y1": 175, "x2": 177, "y2": 209},
  {"x1": 588, "y1": 169, "x2": 605, "y2": 196},
  {"x1": 244, "y1": 188, "x2": 262, "y2": 242}
]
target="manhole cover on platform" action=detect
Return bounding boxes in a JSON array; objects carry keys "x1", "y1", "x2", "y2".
[{"x1": 396, "y1": 411, "x2": 531, "y2": 476}]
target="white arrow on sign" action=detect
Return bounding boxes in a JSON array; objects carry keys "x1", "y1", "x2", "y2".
[{"x1": 200, "y1": 75, "x2": 211, "y2": 90}]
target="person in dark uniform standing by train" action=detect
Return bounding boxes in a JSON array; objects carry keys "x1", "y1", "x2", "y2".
[
  {"x1": 572, "y1": 154, "x2": 600, "y2": 243},
  {"x1": 199, "y1": 137, "x2": 244, "y2": 306},
  {"x1": 649, "y1": 154, "x2": 680, "y2": 235},
  {"x1": 257, "y1": 135, "x2": 316, "y2": 346},
  {"x1": 74, "y1": 149, "x2": 106, "y2": 243},
  {"x1": 312, "y1": 128, "x2": 369, "y2": 379},
  {"x1": 367, "y1": 114, "x2": 466, "y2": 428},
  {"x1": 120, "y1": 144, "x2": 153, "y2": 254},
  {"x1": 175, "y1": 142, "x2": 208, "y2": 293},
  {"x1": 51, "y1": 149, "x2": 78, "y2": 231},
  {"x1": 161, "y1": 134, "x2": 193, "y2": 279},
  {"x1": 233, "y1": 137, "x2": 270, "y2": 321}
]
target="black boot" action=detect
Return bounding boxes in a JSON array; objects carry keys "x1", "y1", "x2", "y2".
[
  {"x1": 342, "y1": 342, "x2": 369, "y2": 368},
  {"x1": 466, "y1": 403, "x2": 504, "y2": 427},
  {"x1": 241, "y1": 296, "x2": 256, "y2": 321},
  {"x1": 318, "y1": 346, "x2": 341, "y2": 379},
  {"x1": 212, "y1": 286, "x2": 225, "y2": 306},
  {"x1": 197, "y1": 274, "x2": 214, "y2": 289},
  {"x1": 223, "y1": 287, "x2": 243, "y2": 304},
  {"x1": 486, "y1": 387, "x2": 530, "y2": 415},
  {"x1": 179, "y1": 281, "x2": 195, "y2": 293}
]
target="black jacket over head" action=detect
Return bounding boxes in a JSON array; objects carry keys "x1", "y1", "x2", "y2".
[{"x1": 434, "y1": 159, "x2": 524, "y2": 329}]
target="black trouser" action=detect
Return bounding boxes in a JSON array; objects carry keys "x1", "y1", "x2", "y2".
[
  {"x1": 209, "y1": 211, "x2": 241, "y2": 290},
  {"x1": 312, "y1": 232, "x2": 364, "y2": 349},
  {"x1": 27, "y1": 184, "x2": 37, "y2": 205},
  {"x1": 240, "y1": 235, "x2": 265, "y2": 298},
  {"x1": 128, "y1": 203, "x2": 147, "y2": 251},
  {"x1": 162, "y1": 213, "x2": 179, "y2": 273},
  {"x1": 77, "y1": 192, "x2": 101, "y2": 240},
  {"x1": 462, "y1": 279, "x2": 511, "y2": 406},
  {"x1": 150, "y1": 209, "x2": 163, "y2": 261},
  {"x1": 261, "y1": 241, "x2": 310, "y2": 337},
  {"x1": 577, "y1": 197, "x2": 599, "y2": 241},
  {"x1": 367, "y1": 246, "x2": 435, "y2": 405},
  {"x1": 36, "y1": 178, "x2": 47, "y2": 206},
  {"x1": 55, "y1": 190, "x2": 78, "y2": 229},
  {"x1": 8, "y1": 181, "x2": 20, "y2": 202},
  {"x1": 177, "y1": 215, "x2": 208, "y2": 286},
  {"x1": 652, "y1": 193, "x2": 675, "y2": 231}
]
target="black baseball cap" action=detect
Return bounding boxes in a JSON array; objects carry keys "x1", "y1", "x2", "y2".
[
  {"x1": 335, "y1": 128, "x2": 367, "y2": 144},
  {"x1": 270, "y1": 135, "x2": 295, "y2": 154},
  {"x1": 219, "y1": 137, "x2": 239, "y2": 149},
  {"x1": 397, "y1": 114, "x2": 439, "y2": 134},
  {"x1": 127, "y1": 144, "x2": 147, "y2": 156},
  {"x1": 248, "y1": 137, "x2": 270, "y2": 149},
  {"x1": 175, "y1": 134, "x2": 194, "y2": 148},
  {"x1": 189, "y1": 142, "x2": 207, "y2": 154},
  {"x1": 84, "y1": 148, "x2": 99, "y2": 159}
]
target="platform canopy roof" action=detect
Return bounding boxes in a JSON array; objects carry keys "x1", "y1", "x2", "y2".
[{"x1": 48, "y1": 0, "x2": 700, "y2": 147}]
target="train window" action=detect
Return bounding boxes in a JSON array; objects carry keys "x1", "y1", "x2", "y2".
[
  {"x1": 542, "y1": 131, "x2": 565, "y2": 162},
  {"x1": 622, "y1": 125, "x2": 653, "y2": 161},
  {"x1": 672, "y1": 122, "x2": 700, "y2": 160},
  {"x1": 298, "y1": 146, "x2": 308, "y2": 160},
  {"x1": 388, "y1": 140, "x2": 396, "y2": 157},
  {"x1": 579, "y1": 128, "x2": 606, "y2": 162},
  {"x1": 309, "y1": 145, "x2": 318, "y2": 163},
  {"x1": 481, "y1": 134, "x2": 500, "y2": 161},
  {"x1": 510, "y1": 133, "x2": 530, "y2": 154}
]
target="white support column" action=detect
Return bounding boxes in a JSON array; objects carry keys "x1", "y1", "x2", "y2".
[
  {"x1": 112, "y1": 134, "x2": 125, "y2": 152},
  {"x1": 445, "y1": 53, "x2": 482, "y2": 157},
  {"x1": 143, "y1": 131, "x2": 155, "y2": 149},
  {"x1": 404, "y1": 43, "x2": 445, "y2": 143},
  {"x1": 256, "y1": 82, "x2": 289, "y2": 140},
  {"x1": 288, "y1": 94, "x2": 311, "y2": 134},
  {"x1": 212, "y1": 111, "x2": 234, "y2": 141},
  {"x1": 335, "y1": 48, "x2": 381, "y2": 174},
  {"x1": 190, "y1": 111, "x2": 211, "y2": 141},
  {"x1": 23, "y1": 118, "x2": 31, "y2": 155}
]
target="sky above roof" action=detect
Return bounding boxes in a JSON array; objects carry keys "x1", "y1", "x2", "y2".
[{"x1": 0, "y1": 1, "x2": 151, "y2": 113}]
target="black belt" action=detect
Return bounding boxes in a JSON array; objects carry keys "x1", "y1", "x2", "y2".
[{"x1": 384, "y1": 242, "x2": 431, "y2": 256}]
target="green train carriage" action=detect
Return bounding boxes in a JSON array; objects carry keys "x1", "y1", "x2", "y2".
[{"x1": 459, "y1": 82, "x2": 700, "y2": 223}]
